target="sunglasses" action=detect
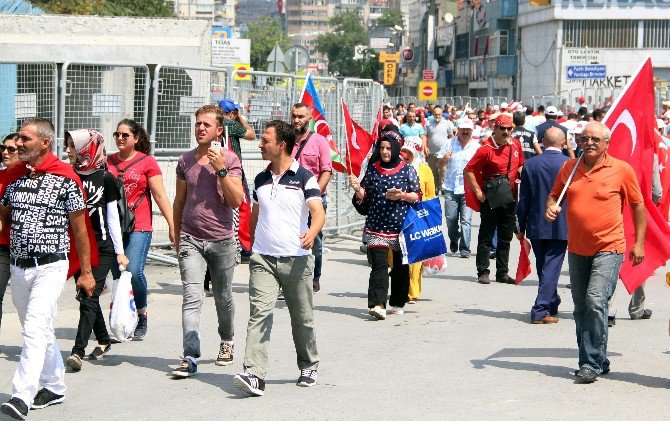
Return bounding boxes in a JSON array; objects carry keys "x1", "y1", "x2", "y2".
[
  {"x1": 496, "y1": 126, "x2": 514, "y2": 131},
  {"x1": 113, "y1": 132, "x2": 132, "y2": 140},
  {"x1": 0, "y1": 145, "x2": 18, "y2": 153},
  {"x1": 578, "y1": 136, "x2": 606, "y2": 145}
]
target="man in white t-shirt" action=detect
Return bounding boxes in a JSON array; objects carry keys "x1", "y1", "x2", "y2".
[{"x1": 233, "y1": 120, "x2": 325, "y2": 397}]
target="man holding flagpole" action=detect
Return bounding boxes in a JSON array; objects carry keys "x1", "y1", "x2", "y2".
[
  {"x1": 546, "y1": 121, "x2": 646, "y2": 384},
  {"x1": 290, "y1": 103, "x2": 332, "y2": 293}
]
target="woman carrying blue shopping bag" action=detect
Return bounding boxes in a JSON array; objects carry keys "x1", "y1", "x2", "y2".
[{"x1": 349, "y1": 131, "x2": 421, "y2": 320}]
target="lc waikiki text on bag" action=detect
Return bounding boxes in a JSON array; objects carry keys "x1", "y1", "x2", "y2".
[{"x1": 399, "y1": 197, "x2": 448, "y2": 264}]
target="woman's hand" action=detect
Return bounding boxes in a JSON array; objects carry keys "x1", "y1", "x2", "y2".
[
  {"x1": 349, "y1": 175, "x2": 360, "y2": 191},
  {"x1": 117, "y1": 254, "x2": 129, "y2": 270},
  {"x1": 386, "y1": 189, "x2": 404, "y2": 201}
]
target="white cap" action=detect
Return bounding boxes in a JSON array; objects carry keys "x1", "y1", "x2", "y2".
[
  {"x1": 493, "y1": 105, "x2": 500, "y2": 111},
  {"x1": 658, "y1": 118, "x2": 667, "y2": 129},
  {"x1": 500, "y1": 102, "x2": 508, "y2": 109},
  {"x1": 572, "y1": 121, "x2": 588, "y2": 134},
  {"x1": 457, "y1": 119, "x2": 474, "y2": 130},
  {"x1": 546, "y1": 106, "x2": 562, "y2": 117},
  {"x1": 464, "y1": 107, "x2": 473, "y2": 113},
  {"x1": 403, "y1": 136, "x2": 423, "y2": 152}
]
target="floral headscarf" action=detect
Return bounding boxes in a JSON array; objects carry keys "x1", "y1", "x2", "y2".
[{"x1": 66, "y1": 129, "x2": 107, "y2": 174}]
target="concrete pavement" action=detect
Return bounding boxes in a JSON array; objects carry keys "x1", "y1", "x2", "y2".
[{"x1": 0, "y1": 216, "x2": 669, "y2": 420}]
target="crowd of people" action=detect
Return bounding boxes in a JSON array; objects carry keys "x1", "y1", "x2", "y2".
[{"x1": 0, "y1": 96, "x2": 668, "y2": 418}]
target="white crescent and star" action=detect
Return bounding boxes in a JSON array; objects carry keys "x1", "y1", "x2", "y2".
[{"x1": 610, "y1": 109, "x2": 637, "y2": 157}]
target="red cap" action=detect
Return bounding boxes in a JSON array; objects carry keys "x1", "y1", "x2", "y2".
[{"x1": 494, "y1": 114, "x2": 513, "y2": 127}]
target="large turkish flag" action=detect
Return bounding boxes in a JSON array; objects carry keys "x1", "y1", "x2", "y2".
[{"x1": 603, "y1": 57, "x2": 670, "y2": 294}]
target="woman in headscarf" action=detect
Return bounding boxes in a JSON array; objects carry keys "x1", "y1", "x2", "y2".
[
  {"x1": 64, "y1": 129, "x2": 129, "y2": 371},
  {"x1": 400, "y1": 136, "x2": 436, "y2": 304},
  {"x1": 349, "y1": 132, "x2": 421, "y2": 320}
]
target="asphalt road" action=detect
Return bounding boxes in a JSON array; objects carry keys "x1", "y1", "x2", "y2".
[{"x1": 0, "y1": 215, "x2": 669, "y2": 420}]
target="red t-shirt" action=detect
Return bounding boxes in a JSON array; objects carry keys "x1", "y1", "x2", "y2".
[
  {"x1": 465, "y1": 137, "x2": 524, "y2": 192},
  {"x1": 108, "y1": 152, "x2": 162, "y2": 232}
]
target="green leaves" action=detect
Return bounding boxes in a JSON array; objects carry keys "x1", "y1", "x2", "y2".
[
  {"x1": 245, "y1": 16, "x2": 291, "y2": 71},
  {"x1": 31, "y1": 0, "x2": 172, "y2": 17}
]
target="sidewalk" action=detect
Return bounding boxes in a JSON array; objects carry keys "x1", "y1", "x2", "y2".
[{"x1": 0, "y1": 218, "x2": 669, "y2": 420}]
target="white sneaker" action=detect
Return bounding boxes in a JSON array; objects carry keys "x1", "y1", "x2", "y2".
[
  {"x1": 387, "y1": 306, "x2": 404, "y2": 315},
  {"x1": 368, "y1": 306, "x2": 386, "y2": 320}
]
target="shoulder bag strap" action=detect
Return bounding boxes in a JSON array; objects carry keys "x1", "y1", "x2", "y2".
[
  {"x1": 506, "y1": 143, "x2": 513, "y2": 176},
  {"x1": 294, "y1": 132, "x2": 313, "y2": 160}
]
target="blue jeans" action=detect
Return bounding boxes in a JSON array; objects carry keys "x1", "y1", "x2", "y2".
[
  {"x1": 111, "y1": 231, "x2": 152, "y2": 310},
  {"x1": 444, "y1": 191, "x2": 473, "y2": 254},
  {"x1": 568, "y1": 251, "x2": 623, "y2": 374},
  {"x1": 308, "y1": 195, "x2": 327, "y2": 282}
]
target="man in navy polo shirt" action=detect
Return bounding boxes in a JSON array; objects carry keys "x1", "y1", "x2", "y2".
[{"x1": 233, "y1": 120, "x2": 325, "y2": 397}]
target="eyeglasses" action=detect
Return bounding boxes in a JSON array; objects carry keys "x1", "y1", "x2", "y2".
[
  {"x1": 578, "y1": 136, "x2": 606, "y2": 145},
  {"x1": 0, "y1": 145, "x2": 18, "y2": 153},
  {"x1": 113, "y1": 132, "x2": 132, "y2": 140},
  {"x1": 496, "y1": 126, "x2": 514, "y2": 131}
]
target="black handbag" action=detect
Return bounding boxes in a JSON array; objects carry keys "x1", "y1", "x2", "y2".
[{"x1": 483, "y1": 144, "x2": 515, "y2": 209}]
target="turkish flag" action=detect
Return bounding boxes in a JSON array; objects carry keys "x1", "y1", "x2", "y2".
[
  {"x1": 342, "y1": 100, "x2": 374, "y2": 177},
  {"x1": 464, "y1": 173, "x2": 482, "y2": 212},
  {"x1": 370, "y1": 103, "x2": 383, "y2": 142},
  {"x1": 515, "y1": 237, "x2": 532, "y2": 285},
  {"x1": 656, "y1": 135, "x2": 670, "y2": 219},
  {"x1": 603, "y1": 57, "x2": 670, "y2": 294}
]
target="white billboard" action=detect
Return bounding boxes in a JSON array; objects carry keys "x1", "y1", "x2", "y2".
[{"x1": 212, "y1": 38, "x2": 251, "y2": 67}]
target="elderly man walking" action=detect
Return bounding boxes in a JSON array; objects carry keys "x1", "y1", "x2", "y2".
[
  {"x1": 437, "y1": 119, "x2": 479, "y2": 258},
  {"x1": 517, "y1": 127, "x2": 569, "y2": 324},
  {"x1": 547, "y1": 121, "x2": 646, "y2": 384},
  {"x1": 0, "y1": 119, "x2": 95, "y2": 419}
]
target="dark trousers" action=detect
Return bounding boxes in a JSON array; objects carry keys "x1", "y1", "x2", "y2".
[
  {"x1": 366, "y1": 247, "x2": 409, "y2": 308},
  {"x1": 530, "y1": 239, "x2": 567, "y2": 320},
  {"x1": 72, "y1": 246, "x2": 114, "y2": 357},
  {"x1": 476, "y1": 200, "x2": 516, "y2": 278},
  {"x1": 307, "y1": 195, "x2": 327, "y2": 282}
]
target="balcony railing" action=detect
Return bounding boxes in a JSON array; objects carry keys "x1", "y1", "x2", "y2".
[{"x1": 484, "y1": 55, "x2": 517, "y2": 77}]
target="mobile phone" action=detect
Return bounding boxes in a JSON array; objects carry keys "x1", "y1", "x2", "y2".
[
  {"x1": 75, "y1": 289, "x2": 87, "y2": 302},
  {"x1": 210, "y1": 141, "x2": 222, "y2": 153}
]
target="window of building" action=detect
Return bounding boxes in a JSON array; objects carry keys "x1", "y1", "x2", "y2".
[
  {"x1": 563, "y1": 20, "x2": 637, "y2": 48},
  {"x1": 195, "y1": 4, "x2": 213, "y2": 12},
  {"x1": 643, "y1": 20, "x2": 670, "y2": 48},
  {"x1": 455, "y1": 33, "x2": 469, "y2": 59},
  {"x1": 488, "y1": 30, "x2": 509, "y2": 56}
]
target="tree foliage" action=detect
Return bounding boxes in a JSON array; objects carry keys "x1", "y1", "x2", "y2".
[
  {"x1": 31, "y1": 0, "x2": 173, "y2": 17},
  {"x1": 245, "y1": 16, "x2": 291, "y2": 71},
  {"x1": 373, "y1": 8, "x2": 404, "y2": 29},
  {"x1": 315, "y1": 11, "x2": 369, "y2": 77}
]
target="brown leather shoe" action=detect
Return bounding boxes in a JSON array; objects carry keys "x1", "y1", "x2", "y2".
[{"x1": 531, "y1": 315, "x2": 559, "y2": 324}]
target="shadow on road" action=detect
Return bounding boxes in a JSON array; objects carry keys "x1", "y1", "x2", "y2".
[
  {"x1": 455, "y1": 308, "x2": 530, "y2": 323},
  {"x1": 471, "y1": 347, "x2": 669, "y2": 389},
  {"x1": 328, "y1": 258, "x2": 369, "y2": 267}
]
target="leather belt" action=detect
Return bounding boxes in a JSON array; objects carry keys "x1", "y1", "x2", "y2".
[{"x1": 12, "y1": 253, "x2": 67, "y2": 269}]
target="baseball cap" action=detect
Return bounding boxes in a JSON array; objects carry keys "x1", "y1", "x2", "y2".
[
  {"x1": 658, "y1": 118, "x2": 667, "y2": 130},
  {"x1": 572, "y1": 121, "x2": 588, "y2": 135},
  {"x1": 500, "y1": 102, "x2": 509, "y2": 110},
  {"x1": 402, "y1": 136, "x2": 423, "y2": 153},
  {"x1": 219, "y1": 98, "x2": 240, "y2": 113},
  {"x1": 546, "y1": 106, "x2": 563, "y2": 117},
  {"x1": 456, "y1": 119, "x2": 474, "y2": 130}
]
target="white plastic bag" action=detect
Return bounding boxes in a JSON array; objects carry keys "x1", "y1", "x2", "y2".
[
  {"x1": 108, "y1": 271, "x2": 138, "y2": 342},
  {"x1": 422, "y1": 254, "x2": 448, "y2": 277}
]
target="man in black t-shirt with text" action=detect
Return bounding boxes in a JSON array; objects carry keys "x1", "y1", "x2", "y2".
[{"x1": 512, "y1": 111, "x2": 543, "y2": 160}]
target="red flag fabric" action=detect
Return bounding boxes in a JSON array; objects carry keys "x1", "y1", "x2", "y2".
[
  {"x1": 603, "y1": 57, "x2": 670, "y2": 294},
  {"x1": 656, "y1": 135, "x2": 670, "y2": 218},
  {"x1": 342, "y1": 100, "x2": 374, "y2": 177},
  {"x1": 370, "y1": 103, "x2": 383, "y2": 142},
  {"x1": 515, "y1": 237, "x2": 532, "y2": 285},
  {"x1": 299, "y1": 74, "x2": 346, "y2": 172},
  {"x1": 464, "y1": 173, "x2": 482, "y2": 212}
]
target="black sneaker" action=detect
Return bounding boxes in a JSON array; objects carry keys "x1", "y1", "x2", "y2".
[
  {"x1": 88, "y1": 343, "x2": 111, "y2": 360},
  {"x1": 171, "y1": 358, "x2": 197, "y2": 378},
  {"x1": 31, "y1": 388, "x2": 65, "y2": 409},
  {"x1": 608, "y1": 316, "x2": 616, "y2": 327},
  {"x1": 477, "y1": 273, "x2": 490, "y2": 284},
  {"x1": 1, "y1": 398, "x2": 28, "y2": 420},
  {"x1": 66, "y1": 353, "x2": 83, "y2": 371},
  {"x1": 134, "y1": 313, "x2": 148, "y2": 340},
  {"x1": 496, "y1": 275, "x2": 515, "y2": 285},
  {"x1": 575, "y1": 366, "x2": 598, "y2": 383},
  {"x1": 631, "y1": 309, "x2": 652, "y2": 320},
  {"x1": 233, "y1": 373, "x2": 265, "y2": 396},
  {"x1": 277, "y1": 288, "x2": 285, "y2": 301},
  {"x1": 297, "y1": 369, "x2": 318, "y2": 387},
  {"x1": 313, "y1": 281, "x2": 320, "y2": 293},
  {"x1": 216, "y1": 342, "x2": 234, "y2": 366},
  {"x1": 489, "y1": 250, "x2": 497, "y2": 259}
]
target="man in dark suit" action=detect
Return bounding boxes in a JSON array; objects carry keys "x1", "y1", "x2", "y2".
[{"x1": 517, "y1": 127, "x2": 569, "y2": 324}]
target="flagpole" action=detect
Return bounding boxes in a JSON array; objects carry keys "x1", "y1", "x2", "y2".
[
  {"x1": 298, "y1": 72, "x2": 310, "y2": 103},
  {"x1": 555, "y1": 154, "x2": 584, "y2": 208}
]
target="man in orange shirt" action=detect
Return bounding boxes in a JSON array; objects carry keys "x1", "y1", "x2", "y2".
[{"x1": 546, "y1": 121, "x2": 646, "y2": 384}]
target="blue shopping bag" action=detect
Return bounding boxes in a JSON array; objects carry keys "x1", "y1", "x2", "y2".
[{"x1": 399, "y1": 197, "x2": 448, "y2": 264}]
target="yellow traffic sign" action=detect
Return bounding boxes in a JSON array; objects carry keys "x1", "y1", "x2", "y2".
[
  {"x1": 378, "y1": 51, "x2": 400, "y2": 64},
  {"x1": 418, "y1": 81, "x2": 438, "y2": 101},
  {"x1": 233, "y1": 64, "x2": 251, "y2": 81}
]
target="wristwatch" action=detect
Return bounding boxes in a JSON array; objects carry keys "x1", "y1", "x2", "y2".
[{"x1": 216, "y1": 168, "x2": 228, "y2": 178}]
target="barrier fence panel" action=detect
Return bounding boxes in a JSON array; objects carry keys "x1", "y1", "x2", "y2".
[
  {"x1": 151, "y1": 65, "x2": 228, "y2": 153},
  {"x1": 59, "y1": 62, "x2": 150, "y2": 156},
  {"x1": 0, "y1": 61, "x2": 57, "y2": 137}
]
